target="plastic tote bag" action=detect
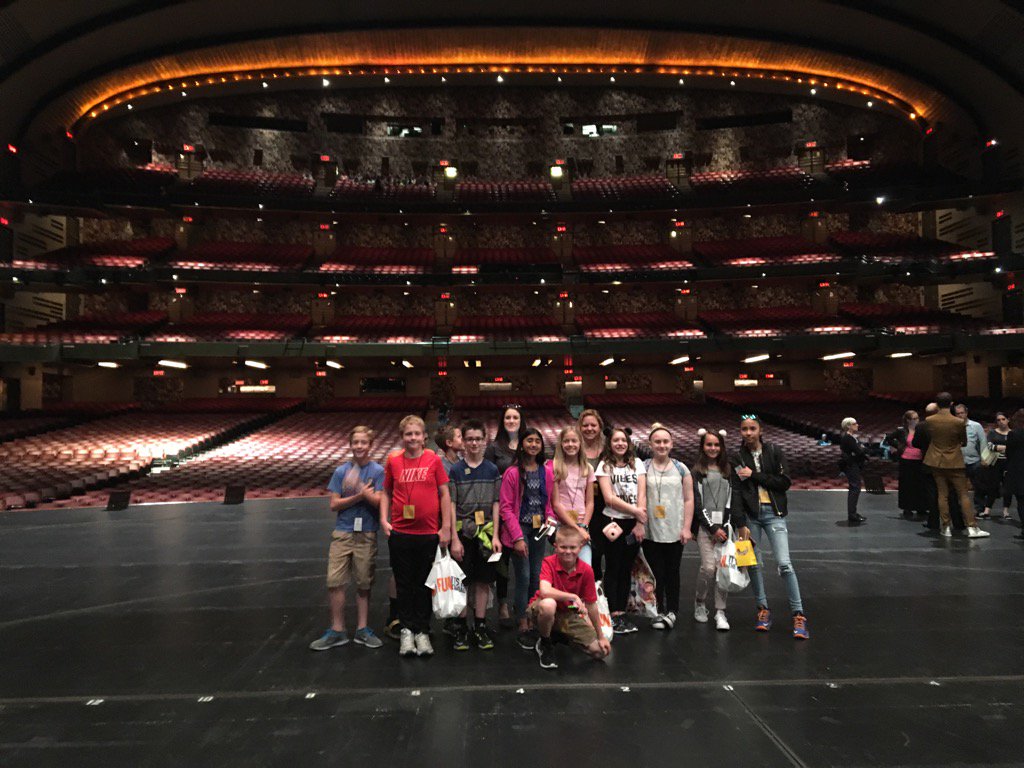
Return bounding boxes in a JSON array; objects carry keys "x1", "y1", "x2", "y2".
[
  {"x1": 716, "y1": 525, "x2": 750, "y2": 593},
  {"x1": 626, "y1": 548, "x2": 659, "y2": 618},
  {"x1": 594, "y1": 580, "x2": 614, "y2": 643},
  {"x1": 424, "y1": 546, "x2": 467, "y2": 620}
]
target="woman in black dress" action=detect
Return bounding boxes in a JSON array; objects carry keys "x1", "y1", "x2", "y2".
[
  {"x1": 981, "y1": 412, "x2": 1012, "y2": 520},
  {"x1": 840, "y1": 417, "x2": 867, "y2": 524},
  {"x1": 892, "y1": 410, "x2": 927, "y2": 516},
  {"x1": 1004, "y1": 409, "x2": 1024, "y2": 539}
]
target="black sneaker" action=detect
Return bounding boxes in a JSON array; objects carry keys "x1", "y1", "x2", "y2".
[
  {"x1": 442, "y1": 618, "x2": 459, "y2": 637},
  {"x1": 516, "y1": 629, "x2": 537, "y2": 650},
  {"x1": 453, "y1": 626, "x2": 470, "y2": 651},
  {"x1": 613, "y1": 615, "x2": 638, "y2": 634},
  {"x1": 472, "y1": 622, "x2": 495, "y2": 650},
  {"x1": 536, "y1": 637, "x2": 558, "y2": 669},
  {"x1": 384, "y1": 619, "x2": 402, "y2": 641}
]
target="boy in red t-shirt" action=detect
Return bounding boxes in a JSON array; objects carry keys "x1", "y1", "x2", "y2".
[
  {"x1": 381, "y1": 415, "x2": 452, "y2": 658},
  {"x1": 527, "y1": 527, "x2": 611, "y2": 669}
]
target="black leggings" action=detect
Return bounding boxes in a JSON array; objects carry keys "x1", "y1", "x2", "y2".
[
  {"x1": 598, "y1": 512, "x2": 639, "y2": 613},
  {"x1": 845, "y1": 464, "x2": 862, "y2": 518},
  {"x1": 641, "y1": 539, "x2": 683, "y2": 615},
  {"x1": 388, "y1": 531, "x2": 439, "y2": 634}
]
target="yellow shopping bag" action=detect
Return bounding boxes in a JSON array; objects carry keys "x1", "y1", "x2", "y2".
[{"x1": 733, "y1": 539, "x2": 758, "y2": 567}]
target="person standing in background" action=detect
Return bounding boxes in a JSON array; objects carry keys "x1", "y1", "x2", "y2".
[
  {"x1": 1003, "y1": 409, "x2": 1024, "y2": 538},
  {"x1": 485, "y1": 404, "x2": 525, "y2": 628},
  {"x1": 924, "y1": 394, "x2": 989, "y2": 539},
  {"x1": 578, "y1": 409, "x2": 607, "y2": 580},
  {"x1": 981, "y1": 412, "x2": 1012, "y2": 520},
  {"x1": 839, "y1": 417, "x2": 868, "y2": 524},
  {"x1": 954, "y1": 403, "x2": 987, "y2": 523},
  {"x1": 892, "y1": 410, "x2": 927, "y2": 518}
]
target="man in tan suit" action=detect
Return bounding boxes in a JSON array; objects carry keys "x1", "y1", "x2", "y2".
[{"x1": 922, "y1": 392, "x2": 990, "y2": 539}]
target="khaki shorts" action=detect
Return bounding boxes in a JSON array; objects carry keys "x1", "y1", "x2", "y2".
[
  {"x1": 326, "y1": 531, "x2": 377, "y2": 590},
  {"x1": 526, "y1": 600, "x2": 598, "y2": 649}
]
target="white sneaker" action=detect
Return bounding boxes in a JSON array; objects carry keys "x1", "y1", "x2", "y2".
[
  {"x1": 663, "y1": 611, "x2": 677, "y2": 629},
  {"x1": 715, "y1": 612, "x2": 730, "y2": 631},
  {"x1": 399, "y1": 628, "x2": 416, "y2": 657},
  {"x1": 939, "y1": 526, "x2": 952, "y2": 538},
  {"x1": 651, "y1": 614, "x2": 667, "y2": 630},
  {"x1": 694, "y1": 602, "x2": 709, "y2": 623},
  {"x1": 965, "y1": 526, "x2": 991, "y2": 539},
  {"x1": 414, "y1": 632, "x2": 434, "y2": 656}
]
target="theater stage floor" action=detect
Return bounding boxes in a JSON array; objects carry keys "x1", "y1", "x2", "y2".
[{"x1": 1, "y1": 491, "x2": 1022, "y2": 767}]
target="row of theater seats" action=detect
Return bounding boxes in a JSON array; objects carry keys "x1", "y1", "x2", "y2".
[
  {"x1": 41, "y1": 159, "x2": 959, "y2": 204},
  {"x1": 4, "y1": 232, "x2": 990, "y2": 275},
  {"x1": 2, "y1": 302, "x2": 1002, "y2": 346}
]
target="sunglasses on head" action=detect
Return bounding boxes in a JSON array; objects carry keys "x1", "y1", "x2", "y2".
[
  {"x1": 504, "y1": 404, "x2": 521, "y2": 410},
  {"x1": 740, "y1": 413, "x2": 758, "y2": 421}
]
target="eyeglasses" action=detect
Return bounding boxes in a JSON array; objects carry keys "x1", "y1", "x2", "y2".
[
  {"x1": 740, "y1": 413, "x2": 758, "y2": 421},
  {"x1": 463, "y1": 436, "x2": 485, "y2": 442}
]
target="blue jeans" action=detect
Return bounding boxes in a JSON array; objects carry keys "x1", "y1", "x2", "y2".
[
  {"x1": 512, "y1": 528, "x2": 548, "y2": 620},
  {"x1": 747, "y1": 503, "x2": 804, "y2": 614}
]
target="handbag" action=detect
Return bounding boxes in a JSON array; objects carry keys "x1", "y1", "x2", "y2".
[
  {"x1": 733, "y1": 537, "x2": 757, "y2": 567},
  {"x1": 594, "y1": 581, "x2": 614, "y2": 642},
  {"x1": 715, "y1": 524, "x2": 751, "y2": 593},
  {"x1": 626, "y1": 548, "x2": 659, "y2": 618},
  {"x1": 424, "y1": 546, "x2": 467, "y2": 619},
  {"x1": 981, "y1": 444, "x2": 998, "y2": 467}
]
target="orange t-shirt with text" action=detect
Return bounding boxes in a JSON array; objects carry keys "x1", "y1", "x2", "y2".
[{"x1": 384, "y1": 450, "x2": 449, "y2": 535}]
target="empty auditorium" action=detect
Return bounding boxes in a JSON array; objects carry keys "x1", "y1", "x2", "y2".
[{"x1": 1, "y1": 2, "x2": 1022, "y2": 766}]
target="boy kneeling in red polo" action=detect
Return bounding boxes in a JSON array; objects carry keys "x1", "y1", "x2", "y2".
[{"x1": 527, "y1": 527, "x2": 612, "y2": 669}]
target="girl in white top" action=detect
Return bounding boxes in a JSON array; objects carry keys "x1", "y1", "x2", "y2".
[
  {"x1": 552, "y1": 426, "x2": 596, "y2": 565},
  {"x1": 595, "y1": 427, "x2": 647, "y2": 634},
  {"x1": 642, "y1": 424, "x2": 694, "y2": 630}
]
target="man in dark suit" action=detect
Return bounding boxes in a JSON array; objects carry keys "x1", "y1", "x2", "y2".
[{"x1": 922, "y1": 393, "x2": 990, "y2": 539}]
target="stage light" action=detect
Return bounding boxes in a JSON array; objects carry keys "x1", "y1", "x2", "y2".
[
  {"x1": 326, "y1": 360, "x2": 343, "y2": 369},
  {"x1": 244, "y1": 360, "x2": 268, "y2": 369},
  {"x1": 158, "y1": 359, "x2": 187, "y2": 369},
  {"x1": 532, "y1": 358, "x2": 542, "y2": 367},
  {"x1": 875, "y1": 196, "x2": 886, "y2": 205},
  {"x1": 402, "y1": 360, "x2": 414, "y2": 369},
  {"x1": 669, "y1": 355, "x2": 690, "y2": 365},
  {"x1": 126, "y1": 103, "x2": 133, "y2": 110},
  {"x1": 496, "y1": 75, "x2": 504, "y2": 83},
  {"x1": 609, "y1": 76, "x2": 615, "y2": 83},
  {"x1": 821, "y1": 351, "x2": 856, "y2": 361},
  {"x1": 678, "y1": 78, "x2": 684, "y2": 85},
  {"x1": 809, "y1": 88, "x2": 816, "y2": 95},
  {"x1": 889, "y1": 352, "x2": 913, "y2": 359},
  {"x1": 549, "y1": 165, "x2": 564, "y2": 179},
  {"x1": 600, "y1": 357, "x2": 615, "y2": 367},
  {"x1": 322, "y1": 78, "x2": 330, "y2": 87},
  {"x1": 262, "y1": 81, "x2": 269, "y2": 88},
  {"x1": 444, "y1": 166, "x2": 458, "y2": 179},
  {"x1": 97, "y1": 362, "x2": 119, "y2": 369},
  {"x1": 383, "y1": 77, "x2": 390, "y2": 84},
  {"x1": 866, "y1": 100, "x2": 873, "y2": 107},
  {"x1": 742, "y1": 354, "x2": 770, "y2": 364}
]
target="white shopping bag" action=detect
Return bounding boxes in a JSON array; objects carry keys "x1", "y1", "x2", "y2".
[
  {"x1": 715, "y1": 525, "x2": 750, "y2": 593},
  {"x1": 626, "y1": 548, "x2": 659, "y2": 618},
  {"x1": 424, "y1": 546, "x2": 467, "y2": 619},
  {"x1": 595, "y1": 580, "x2": 614, "y2": 643}
]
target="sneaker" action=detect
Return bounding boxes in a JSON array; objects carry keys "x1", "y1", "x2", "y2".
[
  {"x1": 651, "y1": 614, "x2": 667, "y2": 630},
  {"x1": 965, "y1": 526, "x2": 991, "y2": 539},
  {"x1": 384, "y1": 618, "x2": 402, "y2": 641},
  {"x1": 663, "y1": 611, "x2": 676, "y2": 629},
  {"x1": 694, "y1": 602, "x2": 709, "y2": 623},
  {"x1": 536, "y1": 637, "x2": 558, "y2": 669},
  {"x1": 939, "y1": 526, "x2": 953, "y2": 538},
  {"x1": 442, "y1": 618, "x2": 459, "y2": 637},
  {"x1": 308, "y1": 629, "x2": 349, "y2": 651},
  {"x1": 352, "y1": 627, "x2": 383, "y2": 649},
  {"x1": 792, "y1": 613, "x2": 810, "y2": 640},
  {"x1": 714, "y1": 612, "x2": 730, "y2": 631},
  {"x1": 755, "y1": 607, "x2": 772, "y2": 632},
  {"x1": 516, "y1": 629, "x2": 537, "y2": 651},
  {"x1": 453, "y1": 626, "x2": 470, "y2": 651},
  {"x1": 617, "y1": 616, "x2": 638, "y2": 634},
  {"x1": 399, "y1": 628, "x2": 416, "y2": 657},
  {"x1": 414, "y1": 632, "x2": 434, "y2": 657},
  {"x1": 472, "y1": 623, "x2": 495, "y2": 650}
]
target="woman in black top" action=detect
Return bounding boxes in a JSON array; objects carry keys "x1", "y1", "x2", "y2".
[
  {"x1": 891, "y1": 410, "x2": 927, "y2": 517},
  {"x1": 840, "y1": 417, "x2": 868, "y2": 524},
  {"x1": 1004, "y1": 409, "x2": 1024, "y2": 538},
  {"x1": 981, "y1": 412, "x2": 1012, "y2": 519},
  {"x1": 484, "y1": 404, "x2": 526, "y2": 626}
]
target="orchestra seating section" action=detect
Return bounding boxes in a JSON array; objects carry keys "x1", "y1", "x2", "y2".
[
  {"x1": 7, "y1": 237, "x2": 176, "y2": 271},
  {"x1": 570, "y1": 175, "x2": 678, "y2": 203},
  {"x1": 450, "y1": 314, "x2": 566, "y2": 342},
  {"x1": 145, "y1": 312, "x2": 311, "y2": 342},
  {"x1": 838, "y1": 302, "x2": 986, "y2": 334},
  {"x1": 581, "y1": 393, "x2": 852, "y2": 490},
  {"x1": 573, "y1": 244, "x2": 694, "y2": 273},
  {"x1": 0, "y1": 311, "x2": 168, "y2": 345},
  {"x1": 698, "y1": 307, "x2": 859, "y2": 337},
  {"x1": 311, "y1": 315, "x2": 434, "y2": 343},
  {"x1": 452, "y1": 247, "x2": 559, "y2": 269},
  {"x1": 576, "y1": 312, "x2": 706, "y2": 340},
  {"x1": 168, "y1": 241, "x2": 314, "y2": 272},
  {"x1": 693, "y1": 236, "x2": 842, "y2": 268},
  {"x1": 0, "y1": 399, "x2": 300, "y2": 510},
  {"x1": 188, "y1": 168, "x2": 315, "y2": 198},
  {"x1": 330, "y1": 177, "x2": 435, "y2": 202},
  {"x1": 318, "y1": 246, "x2": 435, "y2": 275},
  {"x1": 0, "y1": 415, "x2": 74, "y2": 442},
  {"x1": 688, "y1": 166, "x2": 814, "y2": 193},
  {"x1": 454, "y1": 180, "x2": 556, "y2": 203},
  {"x1": 828, "y1": 231, "x2": 994, "y2": 265}
]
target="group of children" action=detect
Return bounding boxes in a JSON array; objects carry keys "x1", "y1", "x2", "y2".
[{"x1": 310, "y1": 406, "x2": 809, "y2": 670}]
